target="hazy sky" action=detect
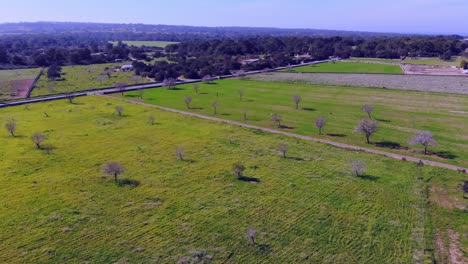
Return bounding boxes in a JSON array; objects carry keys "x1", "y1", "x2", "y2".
[{"x1": 0, "y1": 0, "x2": 467, "y2": 34}]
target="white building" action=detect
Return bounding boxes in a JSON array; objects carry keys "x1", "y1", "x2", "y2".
[{"x1": 121, "y1": 65, "x2": 134, "y2": 72}]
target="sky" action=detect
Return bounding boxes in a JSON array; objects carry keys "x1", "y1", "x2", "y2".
[{"x1": 0, "y1": 0, "x2": 467, "y2": 35}]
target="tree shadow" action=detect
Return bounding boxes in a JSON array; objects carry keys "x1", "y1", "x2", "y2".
[
  {"x1": 327, "y1": 133, "x2": 346, "y2": 137},
  {"x1": 279, "y1": 125, "x2": 295, "y2": 129},
  {"x1": 168, "y1": 87, "x2": 185, "y2": 91},
  {"x1": 221, "y1": 113, "x2": 232, "y2": 116},
  {"x1": 302, "y1": 107, "x2": 316, "y2": 111},
  {"x1": 190, "y1": 107, "x2": 204, "y2": 110},
  {"x1": 118, "y1": 178, "x2": 141, "y2": 187},
  {"x1": 432, "y1": 151, "x2": 458, "y2": 160},
  {"x1": 247, "y1": 99, "x2": 255, "y2": 102},
  {"x1": 376, "y1": 118, "x2": 391, "y2": 123},
  {"x1": 358, "y1": 174, "x2": 379, "y2": 181},
  {"x1": 286, "y1": 157, "x2": 306, "y2": 161},
  {"x1": 238, "y1": 175, "x2": 260, "y2": 182},
  {"x1": 125, "y1": 94, "x2": 140, "y2": 98},
  {"x1": 199, "y1": 92, "x2": 209, "y2": 95},
  {"x1": 374, "y1": 141, "x2": 408, "y2": 150},
  {"x1": 255, "y1": 244, "x2": 272, "y2": 254}
]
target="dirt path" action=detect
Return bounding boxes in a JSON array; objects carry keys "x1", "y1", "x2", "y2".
[{"x1": 103, "y1": 95, "x2": 467, "y2": 172}]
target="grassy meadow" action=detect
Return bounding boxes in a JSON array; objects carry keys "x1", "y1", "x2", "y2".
[
  {"x1": 0, "y1": 95, "x2": 465, "y2": 263},
  {"x1": 120, "y1": 79, "x2": 468, "y2": 167},
  {"x1": 32, "y1": 63, "x2": 149, "y2": 97},
  {"x1": 348, "y1": 58, "x2": 401, "y2": 64},
  {"x1": 0, "y1": 68, "x2": 40, "y2": 82},
  {"x1": 111, "y1": 41, "x2": 179, "y2": 48},
  {"x1": 283, "y1": 62, "x2": 404, "y2": 74}
]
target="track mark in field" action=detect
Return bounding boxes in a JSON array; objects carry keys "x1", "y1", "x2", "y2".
[{"x1": 101, "y1": 95, "x2": 468, "y2": 172}]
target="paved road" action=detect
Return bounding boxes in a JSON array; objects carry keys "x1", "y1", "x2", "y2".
[
  {"x1": 105, "y1": 95, "x2": 468, "y2": 173},
  {"x1": 0, "y1": 59, "x2": 332, "y2": 108}
]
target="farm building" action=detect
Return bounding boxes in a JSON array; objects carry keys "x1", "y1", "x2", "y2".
[
  {"x1": 121, "y1": 65, "x2": 134, "y2": 72},
  {"x1": 241, "y1": 58, "x2": 260, "y2": 65}
]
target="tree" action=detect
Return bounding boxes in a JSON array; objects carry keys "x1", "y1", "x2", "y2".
[
  {"x1": 362, "y1": 105, "x2": 375, "y2": 119},
  {"x1": 176, "y1": 146, "x2": 184, "y2": 160},
  {"x1": 460, "y1": 60, "x2": 468, "y2": 69},
  {"x1": 349, "y1": 159, "x2": 366, "y2": 177},
  {"x1": 315, "y1": 117, "x2": 326, "y2": 135},
  {"x1": 202, "y1": 75, "x2": 212, "y2": 84},
  {"x1": 212, "y1": 102, "x2": 219, "y2": 115},
  {"x1": 409, "y1": 131, "x2": 437, "y2": 155},
  {"x1": 242, "y1": 109, "x2": 248, "y2": 121},
  {"x1": 102, "y1": 162, "x2": 125, "y2": 184},
  {"x1": 233, "y1": 163, "x2": 245, "y2": 178},
  {"x1": 293, "y1": 95, "x2": 302, "y2": 109},
  {"x1": 271, "y1": 113, "x2": 282, "y2": 127},
  {"x1": 32, "y1": 133, "x2": 46, "y2": 149},
  {"x1": 149, "y1": 115, "x2": 155, "y2": 125},
  {"x1": 115, "y1": 82, "x2": 127, "y2": 95},
  {"x1": 116, "y1": 106, "x2": 124, "y2": 116},
  {"x1": 354, "y1": 119, "x2": 378, "y2": 144},
  {"x1": 239, "y1": 89, "x2": 244, "y2": 101},
  {"x1": 163, "y1": 78, "x2": 176, "y2": 89},
  {"x1": 279, "y1": 144, "x2": 288, "y2": 158},
  {"x1": 193, "y1": 84, "x2": 199, "y2": 94},
  {"x1": 247, "y1": 229, "x2": 257, "y2": 246},
  {"x1": 463, "y1": 181, "x2": 468, "y2": 198},
  {"x1": 184, "y1": 96, "x2": 193, "y2": 109},
  {"x1": 67, "y1": 94, "x2": 75, "y2": 104},
  {"x1": 138, "y1": 89, "x2": 144, "y2": 99},
  {"x1": 5, "y1": 121, "x2": 16, "y2": 137},
  {"x1": 47, "y1": 64, "x2": 61, "y2": 81}
]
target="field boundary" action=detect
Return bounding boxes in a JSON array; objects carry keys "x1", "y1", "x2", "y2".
[
  {"x1": 25, "y1": 68, "x2": 44, "y2": 98},
  {"x1": 103, "y1": 95, "x2": 468, "y2": 172}
]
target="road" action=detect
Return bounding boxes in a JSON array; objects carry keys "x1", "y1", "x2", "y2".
[
  {"x1": 104, "y1": 95, "x2": 467, "y2": 173},
  {"x1": 0, "y1": 59, "x2": 332, "y2": 108}
]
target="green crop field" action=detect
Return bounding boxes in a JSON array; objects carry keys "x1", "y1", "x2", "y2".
[
  {"x1": 0, "y1": 68, "x2": 40, "y2": 82},
  {"x1": 32, "y1": 63, "x2": 149, "y2": 97},
  {"x1": 111, "y1": 41, "x2": 179, "y2": 48},
  {"x1": 119, "y1": 79, "x2": 468, "y2": 167},
  {"x1": 0, "y1": 96, "x2": 465, "y2": 263},
  {"x1": 284, "y1": 62, "x2": 404, "y2": 74},
  {"x1": 403, "y1": 56, "x2": 467, "y2": 66}
]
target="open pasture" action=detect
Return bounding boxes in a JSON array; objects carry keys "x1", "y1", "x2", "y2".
[
  {"x1": 32, "y1": 63, "x2": 149, "y2": 97},
  {"x1": 0, "y1": 95, "x2": 465, "y2": 263},
  {"x1": 283, "y1": 62, "x2": 404, "y2": 74},
  {"x1": 121, "y1": 79, "x2": 468, "y2": 167}
]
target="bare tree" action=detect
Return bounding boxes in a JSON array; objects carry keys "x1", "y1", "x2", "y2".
[
  {"x1": 279, "y1": 144, "x2": 288, "y2": 158},
  {"x1": 5, "y1": 121, "x2": 16, "y2": 137},
  {"x1": 163, "y1": 78, "x2": 176, "y2": 89},
  {"x1": 138, "y1": 89, "x2": 144, "y2": 99},
  {"x1": 354, "y1": 119, "x2": 378, "y2": 144},
  {"x1": 176, "y1": 146, "x2": 185, "y2": 160},
  {"x1": 202, "y1": 75, "x2": 212, "y2": 84},
  {"x1": 44, "y1": 112, "x2": 49, "y2": 118},
  {"x1": 293, "y1": 95, "x2": 302, "y2": 109},
  {"x1": 149, "y1": 115, "x2": 155, "y2": 125},
  {"x1": 409, "y1": 131, "x2": 437, "y2": 155},
  {"x1": 233, "y1": 163, "x2": 245, "y2": 179},
  {"x1": 116, "y1": 106, "x2": 124, "y2": 116},
  {"x1": 102, "y1": 162, "x2": 125, "y2": 184},
  {"x1": 103, "y1": 69, "x2": 112, "y2": 78},
  {"x1": 32, "y1": 133, "x2": 46, "y2": 149},
  {"x1": 349, "y1": 159, "x2": 366, "y2": 177},
  {"x1": 242, "y1": 109, "x2": 248, "y2": 121},
  {"x1": 463, "y1": 181, "x2": 468, "y2": 198},
  {"x1": 271, "y1": 113, "x2": 282, "y2": 127},
  {"x1": 239, "y1": 89, "x2": 244, "y2": 101},
  {"x1": 67, "y1": 94, "x2": 75, "y2": 104},
  {"x1": 184, "y1": 96, "x2": 193, "y2": 109},
  {"x1": 97, "y1": 75, "x2": 107, "y2": 84},
  {"x1": 228, "y1": 136, "x2": 233, "y2": 144},
  {"x1": 212, "y1": 102, "x2": 219, "y2": 115},
  {"x1": 115, "y1": 82, "x2": 128, "y2": 96},
  {"x1": 362, "y1": 105, "x2": 375, "y2": 119},
  {"x1": 247, "y1": 229, "x2": 257, "y2": 246},
  {"x1": 193, "y1": 84, "x2": 199, "y2": 94},
  {"x1": 315, "y1": 117, "x2": 326, "y2": 135}
]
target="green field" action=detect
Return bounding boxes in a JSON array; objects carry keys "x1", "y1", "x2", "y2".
[
  {"x1": 0, "y1": 68, "x2": 40, "y2": 82},
  {"x1": 111, "y1": 41, "x2": 179, "y2": 48},
  {"x1": 32, "y1": 63, "x2": 148, "y2": 97},
  {"x1": 284, "y1": 62, "x2": 404, "y2": 74},
  {"x1": 348, "y1": 58, "x2": 401, "y2": 64},
  {"x1": 120, "y1": 79, "x2": 468, "y2": 167},
  {"x1": 403, "y1": 56, "x2": 467, "y2": 66},
  {"x1": 0, "y1": 95, "x2": 465, "y2": 263}
]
